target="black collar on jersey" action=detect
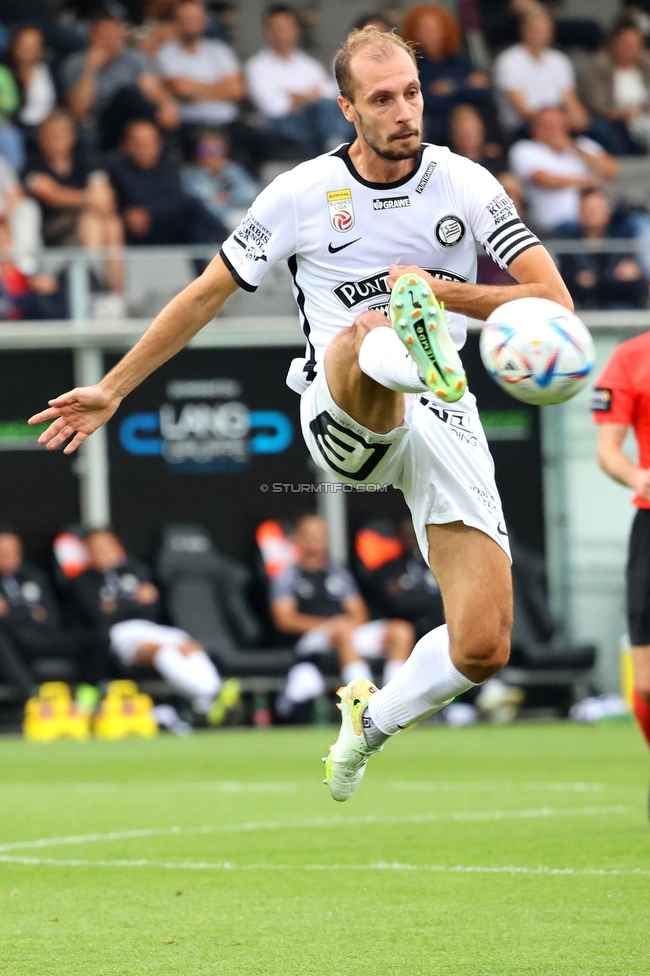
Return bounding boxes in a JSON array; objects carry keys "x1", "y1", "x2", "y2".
[{"x1": 331, "y1": 142, "x2": 427, "y2": 190}]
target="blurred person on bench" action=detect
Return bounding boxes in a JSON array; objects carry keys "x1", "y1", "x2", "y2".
[
  {"x1": 62, "y1": 13, "x2": 180, "y2": 150},
  {"x1": 0, "y1": 531, "x2": 105, "y2": 704},
  {"x1": 362, "y1": 518, "x2": 445, "y2": 642},
  {"x1": 24, "y1": 110, "x2": 125, "y2": 300},
  {"x1": 246, "y1": 4, "x2": 353, "y2": 160},
  {"x1": 270, "y1": 515, "x2": 415, "y2": 688},
  {"x1": 69, "y1": 528, "x2": 229, "y2": 722},
  {"x1": 108, "y1": 118, "x2": 228, "y2": 246},
  {"x1": 509, "y1": 107, "x2": 618, "y2": 235}
]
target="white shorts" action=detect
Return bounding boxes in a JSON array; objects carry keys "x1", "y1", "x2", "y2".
[
  {"x1": 301, "y1": 368, "x2": 511, "y2": 563},
  {"x1": 296, "y1": 620, "x2": 387, "y2": 659},
  {"x1": 109, "y1": 620, "x2": 191, "y2": 666}
]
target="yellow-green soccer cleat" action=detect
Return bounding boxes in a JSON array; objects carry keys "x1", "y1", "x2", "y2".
[
  {"x1": 389, "y1": 272, "x2": 467, "y2": 402},
  {"x1": 322, "y1": 679, "x2": 382, "y2": 802}
]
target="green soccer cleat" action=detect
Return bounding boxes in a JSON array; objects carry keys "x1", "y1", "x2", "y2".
[
  {"x1": 389, "y1": 272, "x2": 467, "y2": 402},
  {"x1": 322, "y1": 679, "x2": 382, "y2": 802}
]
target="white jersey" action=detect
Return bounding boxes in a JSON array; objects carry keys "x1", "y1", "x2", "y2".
[{"x1": 220, "y1": 143, "x2": 539, "y2": 393}]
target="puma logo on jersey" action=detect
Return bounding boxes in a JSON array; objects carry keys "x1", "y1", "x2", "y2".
[
  {"x1": 309, "y1": 410, "x2": 390, "y2": 480},
  {"x1": 333, "y1": 268, "x2": 468, "y2": 310}
]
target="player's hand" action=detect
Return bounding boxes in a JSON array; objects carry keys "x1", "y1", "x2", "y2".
[
  {"x1": 631, "y1": 467, "x2": 650, "y2": 501},
  {"x1": 28, "y1": 384, "x2": 122, "y2": 454},
  {"x1": 388, "y1": 264, "x2": 441, "y2": 295}
]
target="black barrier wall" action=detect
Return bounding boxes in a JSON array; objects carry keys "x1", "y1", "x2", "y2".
[{"x1": 0, "y1": 337, "x2": 543, "y2": 561}]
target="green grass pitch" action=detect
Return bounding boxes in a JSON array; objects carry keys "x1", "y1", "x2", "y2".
[{"x1": 0, "y1": 721, "x2": 649, "y2": 975}]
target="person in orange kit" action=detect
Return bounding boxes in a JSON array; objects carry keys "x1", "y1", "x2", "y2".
[{"x1": 592, "y1": 331, "x2": 650, "y2": 817}]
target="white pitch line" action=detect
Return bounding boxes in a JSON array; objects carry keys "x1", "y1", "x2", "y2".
[
  {"x1": 0, "y1": 857, "x2": 648, "y2": 879},
  {"x1": 0, "y1": 805, "x2": 629, "y2": 855}
]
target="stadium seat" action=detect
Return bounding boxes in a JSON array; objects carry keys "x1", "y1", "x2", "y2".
[{"x1": 155, "y1": 524, "x2": 295, "y2": 676}]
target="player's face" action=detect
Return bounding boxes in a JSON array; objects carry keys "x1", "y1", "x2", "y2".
[
  {"x1": 0, "y1": 534, "x2": 23, "y2": 576},
  {"x1": 295, "y1": 517, "x2": 329, "y2": 565},
  {"x1": 341, "y1": 49, "x2": 423, "y2": 161}
]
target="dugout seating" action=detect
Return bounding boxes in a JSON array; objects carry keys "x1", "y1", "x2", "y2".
[{"x1": 155, "y1": 523, "x2": 295, "y2": 677}]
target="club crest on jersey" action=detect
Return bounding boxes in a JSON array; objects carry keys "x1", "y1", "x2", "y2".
[
  {"x1": 327, "y1": 188, "x2": 355, "y2": 233},
  {"x1": 436, "y1": 215, "x2": 465, "y2": 247}
]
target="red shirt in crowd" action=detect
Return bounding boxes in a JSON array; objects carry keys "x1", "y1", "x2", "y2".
[{"x1": 592, "y1": 331, "x2": 650, "y2": 510}]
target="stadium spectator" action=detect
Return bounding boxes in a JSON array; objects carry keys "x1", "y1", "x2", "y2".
[
  {"x1": 0, "y1": 0, "x2": 85, "y2": 63},
  {"x1": 509, "y1": 107, "x2": 618, "y2": 233},
  {"x1": 0, "y1": 59, "x2": 24, "y2": 172},
  {"x1": 493, "y1": 7, "x2": 590, "y2": 136},
  {"x1": 270, "y1": 515, "x2": 415, "y2": 688},
  {"x1": 0, "y1": 217, "x2": 67, "y2": 320},
  {"x1": 478, "y1": 0, "x2": 603, "y2": 53},
  {"x1": 0, "y1": 153, "x2": 42, "y2": 273},
  {"x1": 400, "y1": 4, "x2": 495, "y2": 146},
  {"x1": 181, "y1": 128, "x2": 259, "y2": 230},
  {"x1": 246, "y1": 5, "x2": 352, "y2": 160},
  {"x1": 9, "y1": 28, "x2": 57, "y2": 137},
  {"x1": 0, "y1": 531, "x2": 106, "y2": 703},
  {"x1": 448, "y1": 103, "x2": 524, "y2": 215},
  {"x1": 363, "y1": 519, "x2": 445, "y2": 641},
  {"x1": 155, "y1": 0, "x2": 289, "y2": 174},
  {"x1": 62, "y1": 14, "x2": 180, "y2": 149},
  {"x1": 108, "y1": 118, "x2": 228, "y2": 245},
  {"x1": 558, "y1": 189, "x2": 648, "y2": 310},
  {"x1": 581, "y1": 19, "x2": 650, "y2": 156},
  {"x1": 25, "y1": 110, "x2": 125, "y2": 296},
  {"x1": 352, "y1": 13, "x2": 391, "y2": 33}
]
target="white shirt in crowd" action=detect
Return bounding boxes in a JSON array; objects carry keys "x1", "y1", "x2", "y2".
[
  {"x1": 509, "y1": 135, "x2": 604, "y2": 230},
  {"x1": 613, "y1": 67, "x2": 649, "y2": 108},
  {"x1": 18, "y1": 63, "x2": 57, "y2": 126},
  {"x1": 245, "y1": 47, "x2": 338, "y2": 119},
  {"x1": 494, "y1": 43, "x2": 575, "y2": 131},
  {"x1": 156, "y1": 37, "x2": 240, "y2": 124}
]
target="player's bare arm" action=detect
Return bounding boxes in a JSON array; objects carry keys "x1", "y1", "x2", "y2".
[
  {"x1": 28, "y1": 255, "x2": 239, "y2": 454},
  {"x1": 597, "y1": 424, "x2": 650, "y2": 500},
  {"x1": 388, "y1": 245, "x2": 573, "y2": 322}
]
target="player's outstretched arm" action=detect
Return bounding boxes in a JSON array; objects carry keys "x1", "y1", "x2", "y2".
[
  {"x1": 597, "y1": 424, "x2": 650, "y2": 500},
  {"x1": 388, "y1": 245, "x2": 573, "y2": 322},
  {"x1": 28, "y1": 254, "x2": 239, "y2": 454}
]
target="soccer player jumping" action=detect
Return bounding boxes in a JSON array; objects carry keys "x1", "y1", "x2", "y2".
[{"x1": 29, "y1": 28, "x2": 572, "y2": 801}]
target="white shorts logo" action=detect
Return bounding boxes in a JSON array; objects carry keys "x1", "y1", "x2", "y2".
[
  {"x1": 327, "y1": 188, "x2": 355, "y2": 233},
  {"x1": 309, "y1": 410, "x2": 389, "y2": 480}
]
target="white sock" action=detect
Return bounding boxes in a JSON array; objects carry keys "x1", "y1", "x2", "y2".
[
  {"x1": 358, "y1": 326, "x2": 428, "y2": 393},
  {"x1": 153, "y1": 645, "x2": 221, "y2": 709},
  {"x1": 382, "y1": 658, "x2": 404, "y2": 686},
  {"x1": 367, "y1": 625, "x2": 476, "y2": 734},
  {"x1": 341, "y1": 659, "x2": 373, "y2": 685}
]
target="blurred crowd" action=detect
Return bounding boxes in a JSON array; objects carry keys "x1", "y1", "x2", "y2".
[{"x1": 0, "y1": 0, "x2": 649, "y2": 318}]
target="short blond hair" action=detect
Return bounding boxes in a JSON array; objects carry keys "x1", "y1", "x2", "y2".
[{"x1": 334, "y1": 26, "x2": 417, "y2": 102}]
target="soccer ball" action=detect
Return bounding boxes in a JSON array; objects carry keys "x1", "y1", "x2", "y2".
[{"x1": 479, "y1": 297, "x2": 595, "y2": 406}]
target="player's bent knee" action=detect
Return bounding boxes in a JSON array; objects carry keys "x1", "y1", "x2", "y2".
[{"x1": 458, "y1": 631, "x2": 511, "y2": 682}]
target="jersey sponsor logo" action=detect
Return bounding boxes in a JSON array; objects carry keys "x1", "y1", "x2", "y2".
[
  {"x1": 415, "y1": 161, "x2": 437, "y2": 194},
  {"x1": 436, "y1": 215, "x2": 466, "y2": 247},
  {"x1": 232, "y1": 213, "x2": 271, "y2": 262},
  {"x1": 486, "y1": 192, "x2": 516, "y2": 227},
  {"x1": 420, "y1": 398, "x2": 478, "y2": 446},
  {"x1": 372, "y1": 195, "x2": 410, "y2": 211},
  {"x1": 328, "y1": 237, "x2": 361, "y2": 253},
  {"x1": 309, "y1": 410, "x2": 390, "y2": 480},
  {"x1": 327, "y1": 188, "x2": 355, "y2": 233},
  {"x1": 590, "y1": 387, "x2": 612, "y2": 412},
  {"x1": 333, "y1": 268, "x2": 468, "y2": 310}
]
